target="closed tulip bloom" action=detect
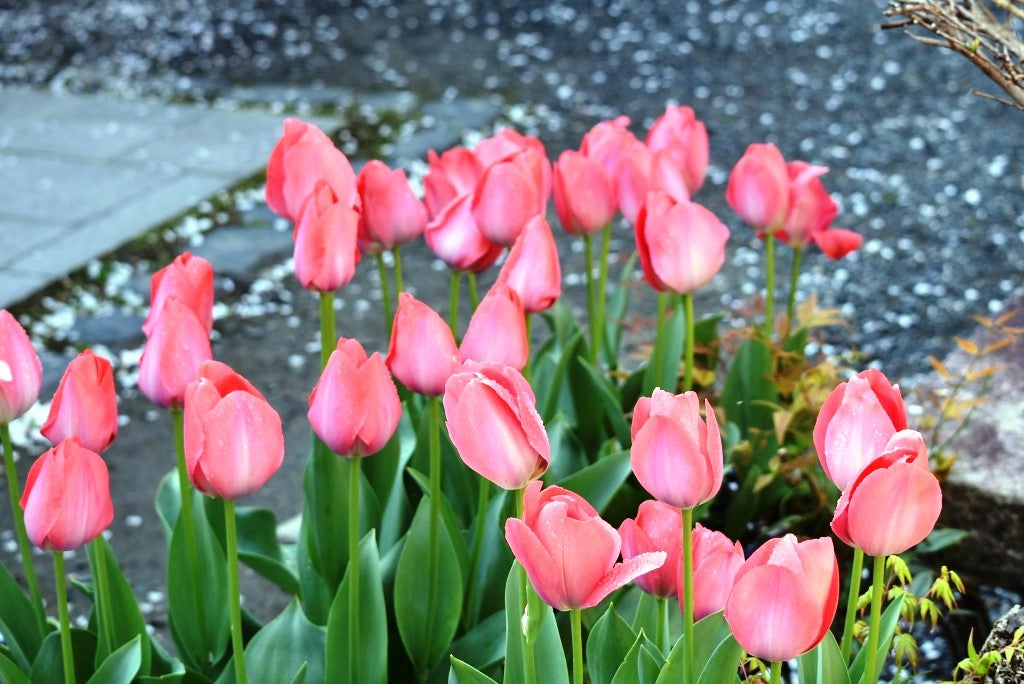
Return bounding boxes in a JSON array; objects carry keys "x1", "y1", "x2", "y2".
[
  {"x1": 444, "y1": 361, "x2": 549, "y2": 490},
  {"x1": 724, "y1": 535, "x2": 840, "y2": 662},
  {"x1": 630, "y1": 389, "x2": 723, "y2": 509},
  {"x1": 266, "y1": 118, "x2": 359, "y2": 222},
  {"x1": 475, "y1": 128, "x2": 551, "y2": 192},
  {"x1": 386, "y1": 292, "x2": 460, "y2": 396},
  {"x1": 494, "y1": 215, "x2": 562, "y2": 313},
  {"x1": 777, "y1": 162, "x2": 838, "y2": 247},
  {"x1": 424, "y1": 192, "x2": 504, "y2": 273},
  {"x1": 813, "y1": 369, "x2": 908, "y2": 491},
  {"x1": 619, "y1": 500, "x2": 681, "y2": 599},
  {"x1": 41, "y1": 350, "x2": 118, "y2": 453},
  {"x1": 472, "y1": 153, "x2": 541, "y2": 246},
  {"x1": 725, "y1": 142, "x2": 791, "y2": 233},
  {"x1": 141, "y1": 252, "x2": 214, "y2": 337},
  {"x1": 293, "y1": 181, "x2": 361, "y2": 292},
  {"x1": 635, "y1": 190, "x2": 730, "y2": 295},
  {"x1": 308, "y1": 338, "x2": 401, "y2": 458},
  {"x1": 645, "y1": 105, "x2": 709, "y2": 199},
  {"x1": 505, "y1": 481, "x2": 666, "y2": 611},
  {"x1": 138, "y1": 297, "x2": 213, "y2": 409},
  {"x1": 812, "y1": 226, "x2": 863, "y2": 260},
  {"x1": 0, "y1": 309, "x2": 42, "y2": 424},
  {"x1": 184, "y1": 361, "x2": 284, "y2": 499},
  {"x1": 553, "y1": 150, "x2": 617, "y2": 235},
  {"x1": 356, "y1": 160, "x2": 428, "y2": 254},
  {"x1": 617, "y1": 137, "x2": 654, "y2": 226},
  {"x1": 831, "y1": 435, "x2": 942, "y2": 556},
  {"x1": 459, "y1": 285, "x2": 528, "y2": 370},
  {"x1": 423, "y1": 147, "x2": 483, "y2": 218},
  {"x1": 20, "y1": 438, "x2": 113, "y2": 551},
  {"x1": 685, "y1": 524, "x2": 746, "y2": 620},
  {"x1": 580, "y1": 116, "x2": 635, "y2": 182}
]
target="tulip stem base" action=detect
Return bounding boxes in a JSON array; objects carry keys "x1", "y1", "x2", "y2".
[
  {"x1": 571, "y1": 609, "x2": 584, "y2": 684},
  {"x1": 784, "y1": 245, "x2": 803, "y2": 340},
  {"x1": 348, "y1": 456, "x2": 361, "y2": 684},
  {"x1": 763, "y1": 233, "x2": 776, "y2": 340},
  {"x1": 865, "y1": 554, "x2": 887, "y2": 684},
  {"x1": 1, "y1": 422, "x2": 46, "y2": 634},
  {"x1": 54, "y1": 552, "x2": 75, "y2": 684},
  {"x1": 769, "y1": 661, "x2": 782, "y2": 684},
  {"x1": 656, "y1": 596, "x2": 669, "y2": 656},
  {"x1": 681, "y1": 507, "x2": 695, "y2": 684},
  {"x1": 840, "y1": 547, "x2": 865, "y2": 663},
  {"x1": 376, "y1": 254, "x2": 394, "y2": 339},
  {"x1": 225, "y1": 499, "x2": 248, "y2": 684}
]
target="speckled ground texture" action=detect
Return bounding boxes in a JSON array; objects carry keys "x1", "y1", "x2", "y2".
[{"x1": 1, "y1": 0, "x2": 1022, "y2": 678}]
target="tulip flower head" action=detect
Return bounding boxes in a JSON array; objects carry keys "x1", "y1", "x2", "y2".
[
  {"x1": 459, "y1": 284, "x2": 528, "y2": 370},
  {"x1": 293, "y1": 181, "x2": 362, "y2": 292},
  {"x1": 645, "y1": 104, "x2": 709, "y2": 200},
  {"x1": 386, "y1": 292, "x2": 460, "y2": 396},
  {"x1": 141, "y1": 252, "x2": 214, "y2": 337},
  {"x1": 494, "y1": 215, "x2": 562, "y2": 313},
  {"x1": 138, "y1": 296, "x2": 213, "y2": 410},
  {"x1": 41, "y1": 349, "x2": 118, "y2": 453},
  {"x1": 444, "y1": 361, "x2": 549, "y2": 490},
  {"x1": 630, "y1": 389, "x2": 724, "y2": 509},
  {"x1": 553, "y1": 149, "x2": 617, "y2": 235},
  {"x1": 21, "y1": 438, "x2": 113, "y2": 551},
  {"x1": 356, "y1": 160, "x2": 428, "y2": 254},
  {"x1": 724, "y1": 534, "x2": 839, "y2": 662},
  {"x1": 726, "y1": 142, "x2": 791, "y2": 234},
  {"x1": 424, "y1": 193, "x2": 504, "y2": 273},
  {"x1": 685, "y1": 523, "x2": 746, "y2": 620},
  {"x1": 0, "y1": 309, "x2": 42, "y2": 424},
  {"x1": 831, "y1": 433, "x2": 942, "y2": 556},
  {"x1": 505, "y1": 482, "x2": 666, "y2": 611},
  {"x1": 619, "y1": 500, "x2": 682, "y2": 599},
  {"x1": 183, "y1": 361, "x2": 285, "y2": 499},
  {"x1": 308, "y1": 338, "x2": 401, "y2": 458},
  {"x1": 813, "y1": 368, "x2": 909, "y2": 491}
]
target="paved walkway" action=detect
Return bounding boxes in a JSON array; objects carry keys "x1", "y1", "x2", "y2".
[{"x1": 0, "y1": 86, "x2": 340, "y2": 310}]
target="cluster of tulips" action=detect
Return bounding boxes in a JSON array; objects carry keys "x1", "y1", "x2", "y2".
[{"x1": 0, "y1": 102, "x2": 948, "y2": 684}]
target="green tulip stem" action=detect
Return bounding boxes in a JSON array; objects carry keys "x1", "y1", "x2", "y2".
[
  {"x1": 348, "y1": 456, "x2": 362, "y2": 684},
  {"x1": 319, "y1": 291, "x2": 336, "y2": 370},
  {"x1": 652, "y1": 292, "x2": 668, "y2": 391},
  {"x1": 468, "y1": 271, "x2": 481, "y2": 312},
  {"x1": 681, "y1": 507, "x2": 695, "y2": 684},
  {"x1": 89, "y1": 537, "x2": 117, "y2": 657},
  {"x1": 1, "y1": 423, "x2": 46, "y2": 634},
  {"x1": 682, "y1": 293, "x2": 695, "y2": 392},
  {"x1": 763, "y1": 233, "x2": 776, "y2": 340},
  {"x1": 865, "y1": 555, "x2": 887, "y2": 684},
  {"x1": 595, "y1": 224, "x2": 612, "y2": 366},
  {"x1": 375, "y1": 253, "x2": 394, "y2": 339},
  {"x1": 171, "y1": 408, "x2": 208, "y2": 643},
  {"x1": 784, "y1": 244, "x2": 803, "y2": 341},
  {"x1": 449, "y1": 271, "x2": 462, "y2": 338},
  {"x1": 516, "y1": 487, "x2": 539, "y2": 684},
  {"x1": 583, "y1": 233, "x2": 598, "y2": 366},
  {"x1": 840, "y1": 547, "x2": 865, "y2": 663},
  {"x1": 769, "y1": 661, "x2": 782, "y2": 684},
  {"x1": 224, "y1": 499, "x2": 247, "y2": 684},
  {"x1": 54, "y1": 552, "x2": 75, "y2": 684},
  {"x1": 656, "y1": 596, "x2": 670, "y2": 656},
  {"x1": 463, "y1": 476, "x2": 490, "y2": 629},
  {"x1": 571, "y1": 608, "x2": 584, "y2": 684},
  {"x1": 393, "y1": 246, "x2": 405, "y2": 295},
  {"x1": 425, "y1": 396, "x2": 443, "y2": 680}
]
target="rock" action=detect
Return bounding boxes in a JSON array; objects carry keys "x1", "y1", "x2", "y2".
[
  {"x1": 189, "y1": 226, "x2": 293, "y2": 286},
  {"x1": 981, "y1": 605, "x2": 1024, "y2": 682}
]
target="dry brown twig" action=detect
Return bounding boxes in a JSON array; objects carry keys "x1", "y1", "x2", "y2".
[{"x1": 883, "y1": 0, "x2": 1024, "y2": 110}]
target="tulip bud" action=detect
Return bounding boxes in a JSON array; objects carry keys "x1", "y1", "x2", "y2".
[
  {"x1": 293, "y1": 181, "x2": 361, "y2": 292},
  {"x1": 472, "y1": 154, "x2": 541, "y2": 247},
  {"x1": 553, "y1": 150, "x2": 617, "y2": 235},
  {"x1": 686, "y1": 524, "x2": 745, "y2": 620},
  {"x1": 138, "y1": 297, "x2": 213, "y2": 409},
  {"x1": 386, "y1": 293, "x2": 460, "y2": 396},
  {"x1": 459, "y1": 285, "x2": 528, "y2": 370},
  {"x1": 619, "y1": 500, "x2": 682, "y2": 599},
  {"x1": 41, "y1": 350, "x2": 118, "y2": 453},
  {"x1": 357, "y1": 160, "x2": 427, "y2": 254},
  {"x1": 645, "y1": 105, "x2": 709, "y2": 199},
  {"x1": 0, "y1": 310, "x2": 42, "y2": 424},
  {"x1": 424, "y1": 193, "x2": 504, "y2": 273},
  {"x1": 142, "y1": 252, "x2": 214, "y2": 337},
  {"x1": 423, "y1": 147, "x2": 483, "y2": 219},
  {"x1": 494, "y1": 215, "x2": 562, "y2": 314},
  {"x1": 726, "y1": 142, "x2": 791, "y2": 233}
]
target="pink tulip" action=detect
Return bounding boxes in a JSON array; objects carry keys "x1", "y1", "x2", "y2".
[
  {"x1": 725, "y1": 142, "x2": 791, "y2": 233},
  {"x1": 356, "y1": 160, "x2": 428, "y2": 254},
  {"x1": 424, "y1": 193, "x2": 504, "y2": 273},
  {"x1": 138, "y1": 297, "x2": 213, "y2": 409},
  {"x1": 630, "y1": 389, "x2": 723, "y2": 509},
  {"x1": 831, "y1": 435, "x2": 942, "y2": 556},
  {"x1": 505, "y1": 481, "x2": 666, "y2": 610},
  {"x1": 21, "y1": 438, "x2": 113, "y2": 551},
  {"x1": 141, "y1": 252, "x2": 214, "y2": 336},
  {"x1": 41, "y1": 350, "x2": 118, "y2": 453},
  {"x1": 645, "y1": 105, "x2": 709, "y2": 199},
  {"x1": 635, "y1": 191, "x2": 730, "y2": 295},
  {"x1": 475, "y1": 129, "x2": 551, "y2": 189},
  {"x1": 619, "y1": 500, "x2": 681, "y2": 599},
  {"x1": 685, "y1": 524, "x2": 746, "y2": 620},
  {"x1": 0, "y1": 309, "x2": 42, "y2": 424},
  {"x1": 777, "y1": 162, "x2": 838, "y2": 247},
  {"x1": 553, "y1": 150, "x2": 617, "y2": 235},
  {"x1": 494, "y1": 215, "x2": 562, "y2": 313},
  {"x1": 308, "y1": 338, "x2": 401, "y2": 457},
  {"x1": 812, "y1": 227, "x2": 863, "y2": 260},
  {"x1": 423, "y1": 147, "x2": 483, "y2": 218},
  {"x1": 813, "y1": 369, "x2": 909, "y2": 491},
  {"x1": 724, "y1": 534, "x2": 839, "y2": 662},
  {"x1": 616, "y1": 137, "x2": 654, "y2": 226},
  {"x1": 444, "y1": 361, "x2": 549, "y2": 490},
  {"x1": 293, "y1": 181, "x2": 361, "y2": 292},
  {"x1": 472, "y1": 153, "x2": 541, "y2": 246},
  {"x1": 183, "y1": 360, "x2": 284, "y2": 499},
  {"x1": 459, "y1": 285, "x2": 528, "y2": 370},
  {"x1": 266, "y1": 118, "x2": 359, "y2": 222},
  {"x1": 386, "y1": 292, "x2": 460, "y2": 396},
  {"x1": 580, "y1": 116, "x2": 635, "y2": 182}
]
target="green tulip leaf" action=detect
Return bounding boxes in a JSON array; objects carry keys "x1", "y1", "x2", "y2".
[
  {"x1": 721, "y1": 338, "x2": 779, "y2": 468},
  {"x1": 155, "y1": 470, "x2": 181, "y2": 541},
  {"x1": 0, "y1": 561, "x2": 46, "y2": 671},
  {"x1": 556, "y1": 450, "x2": 632, "y2": 514},
  {"x1": 463, "y1": 489, "x2": 514, "y2": 625},
  {"x1": 448, "y1": 610, "x2": 508, "y2": 674},
  {"x1": 588, "y1": 604, "x2": 639, "y2": 684},
  {"x1": 849, "y1": 593, "x2": 905, "y2": 684},
  {"x1": 656, "y1": 611, "x2": 734, "y2": 684},
  {"x1": 695, "y1": 632, "x2": 742, "y2": 684},
  {"x1": 540, "y1": 328, "x2": 587, "y2": 425},
  {"x1": 406, "y1": 468, "x2": 471, "y2": 583},
  {"x1": 86, "y1": 635, "x2": 142, "y2": 684},
  {"x1": 642, "y1": 299, "x2": 685, "y2": 396},
  {"x1": 395, "y1": 497, "x2": 465, "y2": 678},
  {"x1": 609, "y1": 632, "x2": 646, "y2": 684},
  {"x1": 574, "y1": 357, "x2": 632, "y2": 448},
  {"x1": 86, "y1": 536, "x2": 152, "y2": 675},
  {"x1": 605, "y1": 252, "x2": 638, "y2": 365},
  {"x1": 361, "y1": 413, "x2": 415, "y2": 553},
  {"x1": 325, "y1": 531, "x2": 387, "y2": 684},
  {"x1": 448, "y1": 656, "x2": 499, "y2": 684},
  {"x1": 797, "y1": 630, "x2": 850, "y2": 684},
  {"x1": 502, "y1": 565, "x2": 568, "y2": 684},
  {"x1": 31, "y1": 629, "x2": 97, "y2": 684},
  {"x1": 245, "y1": 600, "x2": 325, "y2": 684},
  {"x1": 0, "y1": 648, "x2": 30, "y2": 684}
]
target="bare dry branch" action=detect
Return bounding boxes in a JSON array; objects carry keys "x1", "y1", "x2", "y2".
[{"x1": 884, "y1": 0, "x2": 1024, "y2": 110}]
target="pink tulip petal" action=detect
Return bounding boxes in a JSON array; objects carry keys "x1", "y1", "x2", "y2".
[
  {"x1": 505, "y1": 517, "x2": 564, "y2": 609},
  {"x1": 821, "y1": 376, "x2": 901, "y2": 490},
  {"x1": 631, "y1": 415, "x2": 714, "y2": 509},
  {"x1": 726, "y1": 563, "x2": 821, "y2": 661},
  {"x1": 555, "y1": 510, "x2": 622, "y2": 608},
  {"x1": 197, "y1": 391, "x2": 284, "y2": 499},
  {"x1": 583, "y1": 551, "x2": 667, "y2": 609},
  {"x1": 844, "y1": 461, "x2": 942, "y2": 556}
]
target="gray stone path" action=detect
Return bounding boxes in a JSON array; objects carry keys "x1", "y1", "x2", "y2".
[{"x1": 0, "y1": 86, "x2": 339, "y2": 310}]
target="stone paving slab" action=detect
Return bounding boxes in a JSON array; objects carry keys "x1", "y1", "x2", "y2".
[{"x1": 0, "y1": 86, "x2": 341, "y2": 310}]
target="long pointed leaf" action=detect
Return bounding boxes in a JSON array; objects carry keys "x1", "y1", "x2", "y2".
[
  {"x1": 246, "y1": 600, "x2": 325, "y2": 684},
  {"x1": 325, "y1": 531, "x2": 387, "y2": 684}
]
